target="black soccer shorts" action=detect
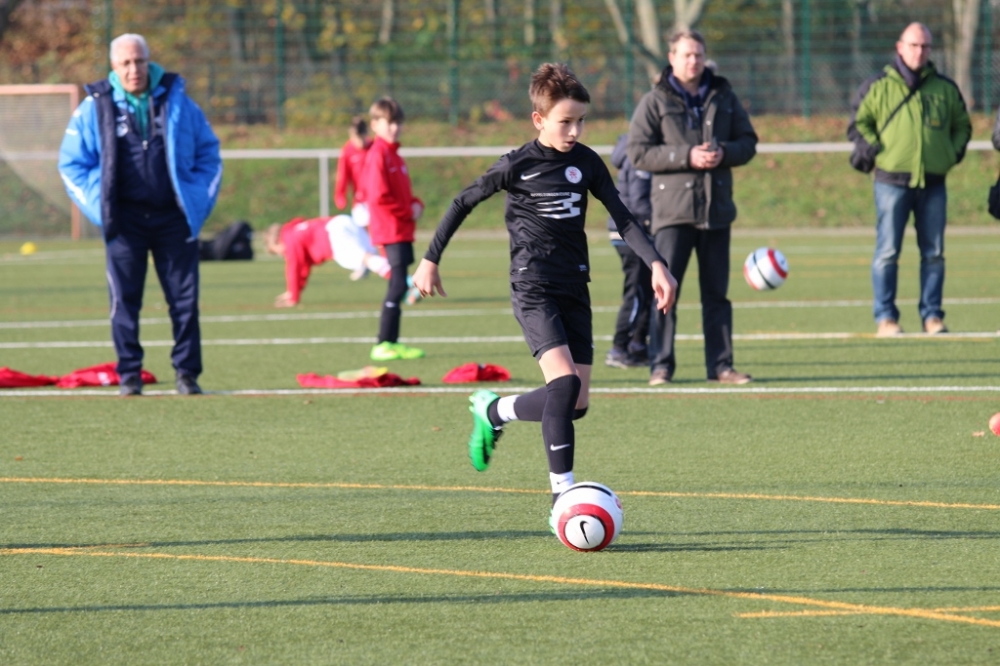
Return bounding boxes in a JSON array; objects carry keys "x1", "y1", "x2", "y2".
[{"x1": 510, "y1": 280, "x2": 594, "y2": 365}]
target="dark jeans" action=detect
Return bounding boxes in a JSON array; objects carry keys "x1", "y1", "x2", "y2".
[
  {"x1": 649, "y1": 225, "x2": 733, "y2": 379},
  {"x1": 378, "y1": 242, "x2": 413, "y2": 343},
  {"x1": 611, "y1": 242, "x2": 651, "y2": 350},
  {"x1": 105, "y1": 211, "x2": 201, "y2": 381}
]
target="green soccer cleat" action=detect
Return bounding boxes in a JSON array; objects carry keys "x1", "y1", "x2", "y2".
[
  {"x1": 468, "y1": 389, "x2": 502, "y2": 471},
  {"x1": 370, "y1": 341, "x2": 425, "y2": 361},
  {"x1": 548, "y1": 509, "x2": 558, "y2": 535}
]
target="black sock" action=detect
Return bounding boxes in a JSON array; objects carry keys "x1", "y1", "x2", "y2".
[
  {"x1": 542, "y1": 375, "x2": 581, "y2": 475},
  {"x1": 512, "y1": 386, "x2": 547, "y2": 422}
]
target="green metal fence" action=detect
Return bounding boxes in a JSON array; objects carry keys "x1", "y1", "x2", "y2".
[{"x1": 1, "y1": 0, "x2": 996, "y2": 125}]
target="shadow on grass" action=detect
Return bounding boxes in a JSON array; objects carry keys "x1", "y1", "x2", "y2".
[{"x1": 0, "y1": 587, "x2": 689, "y2": 616}]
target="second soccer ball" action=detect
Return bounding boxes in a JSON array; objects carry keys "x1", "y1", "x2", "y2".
[{"x1": 744, "y1": 247, "x2": 789, "y2": 291}]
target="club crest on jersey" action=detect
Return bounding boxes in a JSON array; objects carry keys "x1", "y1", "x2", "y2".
[{"x1": 564, "y1": 166, "x2": 582, "y2": 184}]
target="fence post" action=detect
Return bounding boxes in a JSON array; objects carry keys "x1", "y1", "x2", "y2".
[
  {"x1": 982, "y1": 0, "x2": 993, "y2": 114},
  {"x1": 624, "y1": 0, "x2": 634, "y2": 120},
  {"x1": 319, "y1": 153, "x2": 330, "y2": 218},
  {"x1": 448, "y1": 0, "x2": 460, "y2": 125},
  {"x1": 800, "y1": 0, "x2": 811, "y2": 119},
  {"x1": 276, "y1": 0, "x2": 286, "y2": 129}
]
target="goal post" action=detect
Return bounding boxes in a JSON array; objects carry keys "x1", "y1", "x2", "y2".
[{"x1": 0, "y1": 84, "x2": 84, "y2": 239}]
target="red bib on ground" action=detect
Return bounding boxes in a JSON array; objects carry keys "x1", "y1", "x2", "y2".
[
  {"x1": 55, "y1": 363, "x2": 158, "y2": 388},
  {"x1": 442, "y1": 363, "x2": 511, "y2": 383},
  {"x1": 0, "y1": 367, "x2": 60, "y2": 388},
  {"x1": 296, "y1": 372, "x2": 421, "y2": 389}
]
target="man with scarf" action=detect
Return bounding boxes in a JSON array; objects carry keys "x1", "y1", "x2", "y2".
[
  {"x1": 627, "y1": 30, "x2": 758, "y2": 386},
  {"x1": 59, "y1": 34, "x2": 222, "y2": 396},
  {"x1": 848, "y1": 23, "x2": 970, "y2": 338}
]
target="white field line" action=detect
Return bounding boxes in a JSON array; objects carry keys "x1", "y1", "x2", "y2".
[
  {"x1": 2, "y1": 385, "x2": 1000, "y2": 398},
  {"x1": 2, "y1": 330, "x2": 999, "y2": 350},
  {"x1": 4, "y1": 297, "x2": 1000, "y2": 331}
]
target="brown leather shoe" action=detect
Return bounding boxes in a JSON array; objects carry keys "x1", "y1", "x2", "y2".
[
  {"x1": 923, "y1": 317, "x2": 948, "y2": 334},
  {"x1": 714, "y1": 368, "x2": 753, "y2": 385},
  {"x1": 648, "y1": 368, "x2": 672, "y2": 386},
  {"x1": 876, "y1": 319, "x2": 903, "y2": 337}
]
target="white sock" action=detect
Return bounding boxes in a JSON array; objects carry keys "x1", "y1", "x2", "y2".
[
  {"x1": 549, "y1": 471, "x2": 574, "y2": 496},
  {"x1": 497, "y1": 395, "x2": 519, "y2": 423}
]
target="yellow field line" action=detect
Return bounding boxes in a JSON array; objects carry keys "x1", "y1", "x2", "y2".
[
  {"x1": 2, "y1": 476, "x2": 999, "y2": 511},
  {"x1": 739, "y1": 605, "x2": 1000, "y2": 619},
  {"x1": 3, "y1": 546, "x2": 999, "y2": 630}
]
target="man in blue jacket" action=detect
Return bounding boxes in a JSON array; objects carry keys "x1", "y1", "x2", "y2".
[{"x1": 59, "y1": 33, "x2": 222, "y2": 396}]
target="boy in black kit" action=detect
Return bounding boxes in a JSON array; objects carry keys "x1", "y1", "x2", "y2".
[{"x1": 412, "y1": 63, "x2": 677, "y2": 531}]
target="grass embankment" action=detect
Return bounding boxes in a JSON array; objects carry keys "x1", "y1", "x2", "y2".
[{"x1": 5, "y1": 115, "x2": 999, "y2": 236}]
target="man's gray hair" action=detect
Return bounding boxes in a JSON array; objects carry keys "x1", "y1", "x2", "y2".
[{"x1": 109, "y1": 33, "x2": 150, "y2": 62}]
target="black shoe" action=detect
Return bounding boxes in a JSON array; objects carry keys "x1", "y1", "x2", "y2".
[
  {"x1": 119, "y1": 375, "x2": 142, "y2": 397},
  {"x1": 175, "y1": 373, "x2": 203, "y2": 395}
]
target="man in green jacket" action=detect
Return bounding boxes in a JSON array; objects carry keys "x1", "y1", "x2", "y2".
[
  {"x1": 627, "y1": 30, "x2": 758, "y2": 386},
  {"x1": 848, "y1": 22, "x2": 971, "y2": 337}
]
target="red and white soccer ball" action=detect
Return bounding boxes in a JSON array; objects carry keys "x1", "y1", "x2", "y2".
[
  {"x1": 744, "y1": 247, "x2": 789, "y2": 291},
  {"x1": 552, "y1": 482, "x2": 624, "y2": 552}
]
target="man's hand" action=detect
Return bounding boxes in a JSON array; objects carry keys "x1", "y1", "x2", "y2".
[
  {"x1": 411, "y1": 201, "x2": 424, "y2": 221},
  {"x1": 689, "y1": 142, "x2": 724, "y2": 170},
  {"x1": 412, "y1": 258, "x2": 446, "y2": 298},
  {"x1": 650, "y1": 261, "x2": 678, "y2": 314},
  {"x1": 274, "y1": 291, "x2": 297, "y2": 308}
]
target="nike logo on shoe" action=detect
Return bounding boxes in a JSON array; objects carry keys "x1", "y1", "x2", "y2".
[
  {"x1": 549, "y1": 443, "x2": 572, "y2": 451},
  {"x1": 520, "y1": 172, "x2": 541, "y2": 180}
]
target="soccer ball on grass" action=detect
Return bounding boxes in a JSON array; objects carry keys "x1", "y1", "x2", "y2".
[{"x1": 551, "y1": 482, "x2": 623, "y2": 551}]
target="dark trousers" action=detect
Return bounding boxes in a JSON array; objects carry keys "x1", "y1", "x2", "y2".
[
  {"x1": 611, "y1": 243, "x2": 651, "y2": 350},
  {"x1": 378, "y1": 242, "x2": 414, "y2": 343},
  {"x1": 649, "y1": 225, "x2": 733, "y2": 379},
  {"x1": 105, "y1": 212, "x2": 201, "y2": 381}
]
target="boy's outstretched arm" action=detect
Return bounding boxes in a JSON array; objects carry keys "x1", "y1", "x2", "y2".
[
  {"x1": 650, "y1": 261, "x2": 678, "y2": 314},
  {"x1": 412, "y1": 258, "x2": 447, "y2": 298}
]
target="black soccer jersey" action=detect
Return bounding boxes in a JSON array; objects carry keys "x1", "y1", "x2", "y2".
[{"x1": 425, "y1": 140, "x2": 664, "y2": 283}]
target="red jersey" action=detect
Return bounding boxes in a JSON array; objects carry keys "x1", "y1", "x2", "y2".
[
  {"x1": 280, "y1": 217, "x2": 334, "y2": 304},
  {"x1": 360, "y1": 136, "x2": 422, "y2": 246},
  {"x1": 334, "y1": 139, "x2": 370, "y2": 210}
]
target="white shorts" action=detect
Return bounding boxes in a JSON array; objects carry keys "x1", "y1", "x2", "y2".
[{"x1": 326, "y1": 215, "x2": 375, "y2": 271}]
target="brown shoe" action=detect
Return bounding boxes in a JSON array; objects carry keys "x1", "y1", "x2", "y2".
[
  {"x1": 648, "y1": 368, "x2": 672, "y2": 386},
  {"x1": 923, "y1": 317, "x2": 948, "y2": 334},
  {"x1": 714, "y1": 368, "x2": 753, "y2": 385},
  {"x1": 876, "y1": 319, "x2": 903, "y2": 337}
]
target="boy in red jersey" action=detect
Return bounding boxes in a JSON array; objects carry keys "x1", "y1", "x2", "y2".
[
  {"x1": 413, "y1": 64, "x2": 677, "y2": 532},
  {"x1": 265, "y1": 214, "x2": 401, "y2": 308},
  {"x1": 334, "y1": 116, "x2": 372, "y2": 228},
  {"x1": 359, "y1": 97, "x2": 426, "y2": 361}
]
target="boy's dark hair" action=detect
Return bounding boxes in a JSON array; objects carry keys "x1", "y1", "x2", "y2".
[
  {"x1": 369, "y1": 97, "x2": 405, "y2": 123},
  {"x1": 529, "y1": 63, "x2": 590, "y2": 116},
  {"x1": 349, "y1": 115, "x2": 368, "y2": 138}
]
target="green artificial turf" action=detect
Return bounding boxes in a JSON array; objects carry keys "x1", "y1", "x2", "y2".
[{"x1": 1, "y1": 230, "x2": 1000, "y2": 664}]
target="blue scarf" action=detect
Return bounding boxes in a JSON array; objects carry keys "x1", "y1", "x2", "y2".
[{"x1": 109, "y1": 62, "x2": 165, "y2": 139}]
